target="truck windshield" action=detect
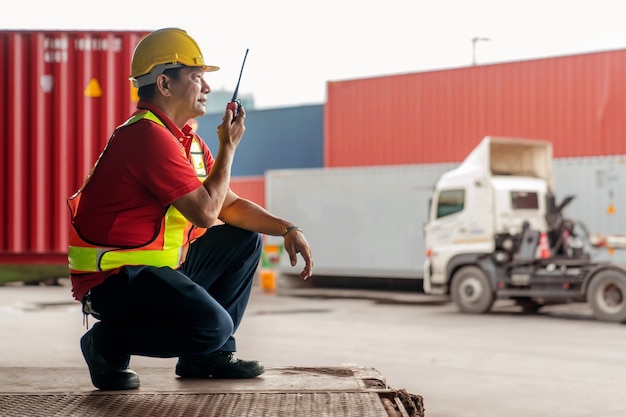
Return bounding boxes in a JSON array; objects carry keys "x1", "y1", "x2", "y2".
[
  {"x1": 437, "y1": 189, "x2": 465, "y2": 218},
  {"x1": 511, "y1": 191, "x2": 539, "y2": 209}
]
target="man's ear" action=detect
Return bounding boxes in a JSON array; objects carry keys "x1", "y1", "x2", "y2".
[{"x1": 156, "y1": 74, "x2": 170, "y2": 95}]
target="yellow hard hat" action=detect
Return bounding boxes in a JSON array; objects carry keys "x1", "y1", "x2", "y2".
[{"x1": 130, "y1": 28, "x2": 219, "y2": 87}]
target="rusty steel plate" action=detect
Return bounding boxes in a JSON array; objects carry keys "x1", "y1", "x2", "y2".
[{"x1": 0, "y1": 391, "x2": 389, "y2": 417}]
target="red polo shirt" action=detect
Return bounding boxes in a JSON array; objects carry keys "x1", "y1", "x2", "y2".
[{"x1": 70, "y1": 101, "x2": 214, "y2": 300}]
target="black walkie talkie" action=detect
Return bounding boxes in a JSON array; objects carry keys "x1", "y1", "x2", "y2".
[{"x1": 225, "y1": 49, "x2": 249, "y2": 119}]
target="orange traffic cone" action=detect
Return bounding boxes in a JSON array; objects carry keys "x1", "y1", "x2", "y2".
[{"x1": 538, "y1": 232, "x2": 550, "y2": 259}]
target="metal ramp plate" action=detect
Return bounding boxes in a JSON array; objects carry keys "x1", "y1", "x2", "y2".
[
  {"x1": 1, "y1": 392, "x2": 387, "y2": 417},
  {"x1": 0, "y1": 366, "x2": 423, "y2": 417}
]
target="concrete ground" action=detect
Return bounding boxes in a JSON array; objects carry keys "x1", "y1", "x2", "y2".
[
  {"x1": 1, "y1": 275, "x2": 626, "y2": 417},
  {"x1": 0, "y1": 276, "x2": 425, "y2": 417}
]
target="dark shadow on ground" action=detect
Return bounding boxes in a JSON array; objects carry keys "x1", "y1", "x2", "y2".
[{"x1": 278, "y1": 274, "x2": 424, "y2": 292}]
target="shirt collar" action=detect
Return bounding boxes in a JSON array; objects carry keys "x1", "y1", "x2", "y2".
[
  {"x1": 136, "y1": 100, "x2": 188, "y2": 139},
  {"x1": 136, "y1": 100, "x2": 196, "y2": 149}
]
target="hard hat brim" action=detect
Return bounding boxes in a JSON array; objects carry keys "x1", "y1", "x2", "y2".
[{"x1": 131, "y1": 63, "x2": 220, "y2": 88}]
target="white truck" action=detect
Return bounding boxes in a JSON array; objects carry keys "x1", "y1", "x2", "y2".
[
  {"x1": 423, "y1": 136, "x2": 626, "y2": 322},
  {"x1": 265, "y1": 136, "x2": 626, "y2": 323}
]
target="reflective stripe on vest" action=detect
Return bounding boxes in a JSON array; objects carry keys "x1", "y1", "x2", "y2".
[{"x1": 68, "y1": 110, "x2": 205, "y2": 273}]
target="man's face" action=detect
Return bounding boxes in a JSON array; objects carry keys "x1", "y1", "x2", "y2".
[{"x1": 167, "y1": 66, "x2": 210, "y2": 120}]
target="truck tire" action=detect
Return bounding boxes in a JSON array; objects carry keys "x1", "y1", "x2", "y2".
[
  {"x1": 587, "y1": 269, "x2": 626, "y2": 323},
  {"x1": 451, "y1": 266, "x2": 495, "y2": 314}
]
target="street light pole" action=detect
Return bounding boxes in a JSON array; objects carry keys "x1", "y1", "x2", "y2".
[{"x1": 472, "y1": 37, "x2": 491, "y2": 66}]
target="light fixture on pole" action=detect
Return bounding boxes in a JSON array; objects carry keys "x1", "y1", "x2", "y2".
[{"x1": 472, "y1": 37, "x2": 491, "y2": 66}]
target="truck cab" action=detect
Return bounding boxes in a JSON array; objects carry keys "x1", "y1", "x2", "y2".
[{"x1": 423, "y1": 136, "x2": 552, "y2": 295}]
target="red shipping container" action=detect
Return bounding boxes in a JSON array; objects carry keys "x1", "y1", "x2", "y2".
[
  {"x1": 325, "y1": 49, "x2": 626, "y2": 167},
  {"x1": 230, "y1": 176, "x2": 265, "y2": 208},
  {"x1": 0, "y1": 30, "x2": 149, "y2": 264}
]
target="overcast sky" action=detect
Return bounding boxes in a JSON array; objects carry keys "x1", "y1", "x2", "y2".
[{"x1": 3, "y1": 0, "x2": 626, "y2": 109}]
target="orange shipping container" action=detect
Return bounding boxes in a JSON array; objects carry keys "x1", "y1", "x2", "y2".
[
  {"x1": 0, "y1": 30, "x2": 149, "y2": 264},
  {"x1": 324, "y1": 49, "x2": 626, "y2": 167}
]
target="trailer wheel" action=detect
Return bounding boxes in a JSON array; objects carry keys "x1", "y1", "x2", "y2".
[
  {"x1": 451, "y1": 266, "x2": 495, "y2": 314},
  {"x1": 588, "y1": 270, "x2": 626, "y2": 323}
]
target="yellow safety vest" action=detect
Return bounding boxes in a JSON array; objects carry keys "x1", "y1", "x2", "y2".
[{"x1": 67, "y1": 111, "x2": 207, "y2": 273}]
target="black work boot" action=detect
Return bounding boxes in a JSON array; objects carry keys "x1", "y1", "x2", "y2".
[
  {"x1": 175, "y1": 352, "x2": 265, "y2": 379},
  {"x1": 80, "y1": 330, "x2": 140, "y2": 390}
]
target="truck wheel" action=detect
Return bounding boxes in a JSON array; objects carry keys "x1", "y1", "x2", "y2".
[
  {"x1": 588, "y1": 270, "x2": 626, "y2": 323},
  {"x1": 451, "y1": 266, "x2": 495, "y2": 314}
]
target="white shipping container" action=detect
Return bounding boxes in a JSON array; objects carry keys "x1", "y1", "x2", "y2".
[
  {"x1": 265, "y1": 164, "x2": 454, "y2": 279},
  {"x1": 553, "y1": 155, "x2": 626, "y2": 263}
]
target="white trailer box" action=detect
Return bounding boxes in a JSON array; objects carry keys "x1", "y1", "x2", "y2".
[{"x1": 265, "y1": 164, "x2": 454, "y2": 279}]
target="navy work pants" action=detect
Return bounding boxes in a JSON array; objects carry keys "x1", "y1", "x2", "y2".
[{"x1": 86, "y1": 224, "x2": 262, "y2": 366}]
